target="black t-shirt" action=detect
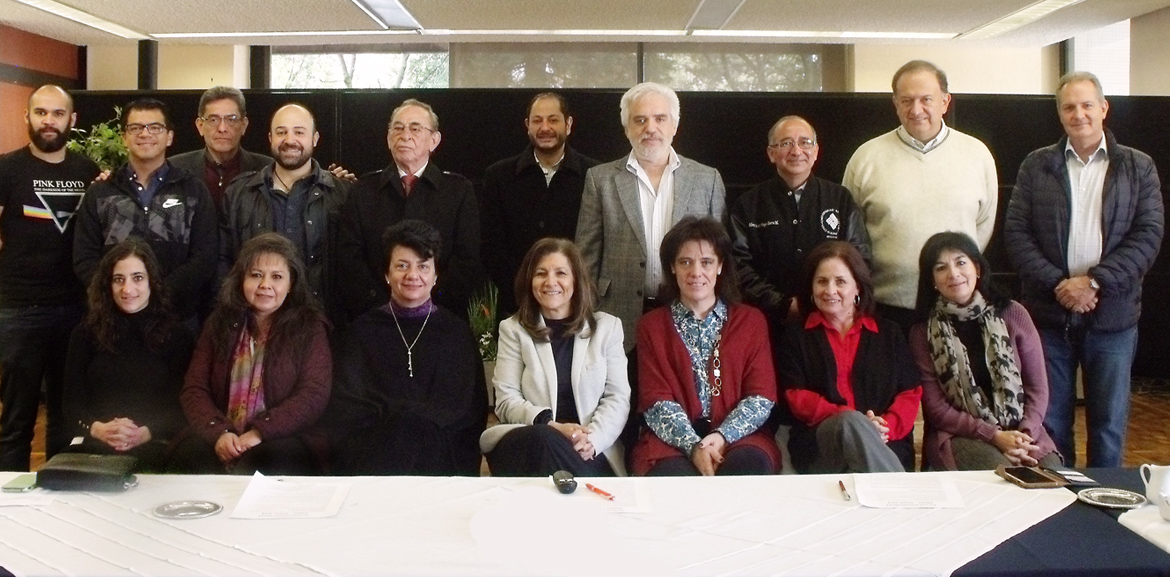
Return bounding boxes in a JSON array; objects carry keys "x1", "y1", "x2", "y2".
[{"x1": 0, "y1": 147, "x2": 99, "y2": 307}]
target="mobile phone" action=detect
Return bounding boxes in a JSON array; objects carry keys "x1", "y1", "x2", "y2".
[
  {"x1": 995, "y1": 465, "x2": 1065, "y2": 489},
  {"x1": 2, "y1": 473, "x2": 38, "y2": 493}
]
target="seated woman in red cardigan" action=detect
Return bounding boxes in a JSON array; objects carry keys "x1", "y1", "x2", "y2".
[{"x1": 631, "y1": 216, "x2": 780, "y2": 476}]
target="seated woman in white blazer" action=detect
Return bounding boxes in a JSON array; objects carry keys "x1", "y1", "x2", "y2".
[{"x1": 480, "y1": 238, "x2": 631, "y2": 476}]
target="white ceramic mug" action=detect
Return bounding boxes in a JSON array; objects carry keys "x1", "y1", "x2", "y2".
[
  {"x1": 1140, "y1": 464, "x2": 1170, "y2": 503},
  {"x1": 1160, "y1": 494, "x2": 1170, "y2": 522}
]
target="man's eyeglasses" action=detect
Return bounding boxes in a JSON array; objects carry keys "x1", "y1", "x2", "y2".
[
  {"x1": 125, "y1": 123, "x2": 168, "y2": 136},
  {"x1": 199, "y1": 115, "x2": 244, "y2": 128},
  {"x1": 769, "y1": 138, "x2": 816, "y2": 151},
  {"x1": 389, "y1": 123, "x2": 436, "y2": 137}
]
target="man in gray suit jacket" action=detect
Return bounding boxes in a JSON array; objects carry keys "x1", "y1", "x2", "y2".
[{"x1": 576, "y1": 82, "x2": 726, "y2": 352}]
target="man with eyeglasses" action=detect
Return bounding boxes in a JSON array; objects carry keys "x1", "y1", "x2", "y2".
[
  {"x1": 219, "y1": 103, "x2": 348, "y2": 323},
  {"x1": 74, "y1": 98, "x2": 217, "y2": 324},
  {"x1": 0, "y1": 85, "x2": 100, "y2": 470},
  {"x1": 728, "y1": 115, "x2": 870, "y2": 327},
  {"x1": 337, "y1": 98, "x2": 484, "y2": 320},
  {"x1": 170, "y1": 87, "x2": 270, "y2": 210},
  {"x1": 843, "y1": 60, "x2": 997, "y2": 330},
  {"x1": 480, "y1": 92, "x2": 598, "y2": 317}
]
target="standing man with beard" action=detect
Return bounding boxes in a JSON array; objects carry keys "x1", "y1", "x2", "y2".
[
  {"x1": 0, "y1": 85, "x2": 99, "y2": 470},
  {"x1": 219, "y1": 103, "x2": 348, "y2": 321},
  {"x1": 576, "y1": 82, "x2": 726, "y2": 352},
  {"x1": 73, "y1": 98, "x2": 217, "y2": 324},
  {"x1": 480, "y1": 92, "x2": 598, "y2": 316}
]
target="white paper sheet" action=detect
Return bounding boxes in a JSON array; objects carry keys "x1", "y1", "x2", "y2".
[
  {"x1": 0, "y1": 490, "x2": 53, "y2": 507},
  {"x1": 852, "y1": 472, "x2": 965, "y2": 508},
  {"x1": 229, "y1": 472, "x2": 349, "y2": 519}
]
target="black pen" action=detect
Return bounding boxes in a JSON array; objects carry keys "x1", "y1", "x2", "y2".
[{"x1": 838, "y1": 480, "x2": 851, "y2": 501}]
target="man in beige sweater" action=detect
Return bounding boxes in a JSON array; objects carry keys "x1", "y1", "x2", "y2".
[{"x1": 843, "y1": 60, "x2": 998, "y2": 330}]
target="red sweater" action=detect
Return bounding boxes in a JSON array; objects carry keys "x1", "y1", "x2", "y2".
[{"x1": 631, "y1": 304, "x2": 780, "y2": 475}]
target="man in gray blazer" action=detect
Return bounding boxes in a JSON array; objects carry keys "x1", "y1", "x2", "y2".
[{"x1": 575, "y1": 82, "x2": 726, "y2": 352}]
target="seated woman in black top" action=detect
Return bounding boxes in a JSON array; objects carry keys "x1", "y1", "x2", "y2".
[
  {"x1": 327, "y1": 220, "x2": 487, "y2": 475},
  {"x1": 480, "y1": 238, "x2": 630, "y2": 476},
  {"x1": 62, "y1": 239, "x2": 194, "y2": 471}
]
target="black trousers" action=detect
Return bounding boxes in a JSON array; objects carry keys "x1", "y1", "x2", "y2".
[
  {"x1": 646, "y1": 444, "x2": 773, "y2": 476},
  {"x1": 167, "y1": 433, "x2": 316, "y2": 475},
  {"x1": 486, "y1": 424, "x2": 613, "y2": 477}
]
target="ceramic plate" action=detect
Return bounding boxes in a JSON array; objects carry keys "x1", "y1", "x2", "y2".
[
  {"x1": 153, "y1": 500, "x2": 223, "y2": 519},
  {"x1": 1076, "y1": 487, "x2": 1147, "y2": 509}
]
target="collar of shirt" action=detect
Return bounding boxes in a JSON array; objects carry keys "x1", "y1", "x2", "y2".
[
  {"x1": 396, "y1": 162, "x2": 428, "y2": 179},
  {"x1": 263, "y1": 162, "x2": 319, "y2": 195},
  {"x1": 625, "y1": 147, "x2": 681, "y2": 185},
  {"x1": 896, "y1": 122, "x2": 949, "y2": 153},
  {"x1": 533, "y1": 149, "x2": 564, "y2": 173},
  {"x1": 803, "y1": 310, "x2": 878, "y2": 335},
  {"x1": 123, "y1": 162, "x2": 170, "y2": 188},
  {"x1": 204, "y1": 148, "x2": 241, "y2": 170},
  {"x1": 670, "y1": 298, "x2": 728, "y2": 329},
  {"x1": 1064, "y1": 134, "x2": 1108, "y2": 165}
]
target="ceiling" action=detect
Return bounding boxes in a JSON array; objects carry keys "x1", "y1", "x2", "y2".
[{"x1": 2, "y1": 0, "x2": 1168, "y2": 47}]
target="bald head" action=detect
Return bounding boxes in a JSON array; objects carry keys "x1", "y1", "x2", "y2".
[
  {"x1": 28, "y1": 85, "x2": 73, "y2": 112},
  {"x1": 26, "y1": 85, "x2": 76, "y2": 155},
  {"x1": 269, "y1": 103, "x2": 319, "y2": 171},
  {"x1": 766, "y1": 115, "x2": 819, "y2": 188}
]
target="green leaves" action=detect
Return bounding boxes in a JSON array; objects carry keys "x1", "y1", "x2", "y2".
[
  {"x1": 467, "y1": 282, "x2": 500, "y2": 362},
  {"x1": 67, "y1": 107, "x2": 128, "y2": 171}
]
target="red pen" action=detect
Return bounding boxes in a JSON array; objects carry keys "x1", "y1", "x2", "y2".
[{"x1": 586, "y1": 483, "x2": 615, "y2": 501}]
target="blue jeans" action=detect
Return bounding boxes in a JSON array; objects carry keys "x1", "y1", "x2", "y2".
[
  {"x1": 0, "y1": 304, "x2": 83, "y2": 471},
  {"x1": 1039, "y1": 320, "x2": 1138, "y2": 468}
]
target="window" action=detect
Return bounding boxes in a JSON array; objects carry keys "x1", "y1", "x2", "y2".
[
  {"x1": 270, "y1": 42, "x2": 833, "y2": 91},
  {"x1": 271, "y1": 45, "x2": 449, "y2": 89},
  {"x1": 1070, "y1": 20, "x2": 1130, "y2": 95},
  {"x1": 645, "y1": 43, "x2": 828, "y2": 92}
]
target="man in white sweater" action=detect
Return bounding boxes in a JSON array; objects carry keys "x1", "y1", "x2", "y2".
[{"x1": 843, "y1": 60, "x2": 998, "y2": 329}]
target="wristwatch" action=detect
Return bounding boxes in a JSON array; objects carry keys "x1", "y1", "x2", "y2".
[{"x1": 1088, "y1": 276, "x2": 1101, "y2": 291}]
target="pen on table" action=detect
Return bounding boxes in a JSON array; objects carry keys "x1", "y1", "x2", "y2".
[
  {"x1": 586, "y1": 483, "x2": 615, "y2": 501},
  {"x1": 838, "y1": 480, "x2": 851, "y2": 501}
]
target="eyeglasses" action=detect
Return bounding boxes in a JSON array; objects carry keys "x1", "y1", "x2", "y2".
[
  {"x1": 125, "y1": 123, "x2": 168, "y2": 135},
  {"x1": 199, "y1": 114, "x2": 244, "y2": 128},
  {"x1": 388, "y1": 123, "x2": 435, "y2": 137},
  {"x1": 769, "y1": 137, "x2": 816, "y2": 151}
]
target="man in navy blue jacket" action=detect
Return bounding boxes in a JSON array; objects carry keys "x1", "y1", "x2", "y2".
[{"x1": 1005, "y1": 71, "x2": 1164, "y2": 468}]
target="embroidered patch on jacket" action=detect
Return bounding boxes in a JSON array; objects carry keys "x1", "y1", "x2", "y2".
[
  {"x1": 161, "y1": 198, "x2": 182, "y2": 209},
  {"x1": 820, "y1": 209, "x2": 841, "y2": 238}
]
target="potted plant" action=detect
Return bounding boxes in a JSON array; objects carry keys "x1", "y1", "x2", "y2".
[
  {"x1": 67, "y1": 107, "x2": 128, "y2": 171},
  {"x1": 467, "y1": 282, "x2": 499, "y2": 406}
]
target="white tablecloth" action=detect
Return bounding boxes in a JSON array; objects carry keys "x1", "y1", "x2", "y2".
[{"x1": 0, "y1": 471, "x2": 1076, "y2": 577}]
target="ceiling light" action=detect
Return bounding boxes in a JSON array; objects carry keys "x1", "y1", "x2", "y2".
[
  {"x1": 152, "y1": 30, "x2": 420, "y2": 39},
  {"x1": 13, "y1": 0, "x2": 148, "y2": 39},
  {"x1": 349, "y1": 0, "x2": 421, "y2": 30},
  {"x1": 691, "y1": 30, "x2": 956, "y2": 40},
  {"x1": 686, "y1": 0, "x2": 748, "y2": 30},
  {"x1": 959, "y1": 0, "x2": 1088, "y2": 40}
]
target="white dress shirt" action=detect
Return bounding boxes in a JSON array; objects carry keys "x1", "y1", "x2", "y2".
[
  {"x1": 626, "y1": 148, "x2": 682, "y2": 295},
  {"x1": 1065, "y1": 135, "x2": 1108, "y2": 276}
]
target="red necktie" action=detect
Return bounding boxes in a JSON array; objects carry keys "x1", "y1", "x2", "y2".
[{"x1": 402, "y1": 174, "x2": 418, "y2": 196}]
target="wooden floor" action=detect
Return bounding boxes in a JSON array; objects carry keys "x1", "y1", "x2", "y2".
[{"x1": 17, "y1": 379, "x2": 1170, "y2": 471}]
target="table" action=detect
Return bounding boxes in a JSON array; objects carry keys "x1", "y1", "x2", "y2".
[{"x1": 1, "y1": 470, "x2": 1167, "y2": 577}]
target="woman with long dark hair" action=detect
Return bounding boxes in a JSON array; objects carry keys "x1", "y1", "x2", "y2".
[
  {"x1": 480, "y1": 237, "x2": 630, "y2": 476},
  {"x1": 174, "y1": 233, "x2": 331, "y2": 474},
  {"x1": 910, "y1": 231, "x2": 1060, "y2": 470},
  {"x1": 62, "y1": 239, "x2": 193, "y2": 471}
]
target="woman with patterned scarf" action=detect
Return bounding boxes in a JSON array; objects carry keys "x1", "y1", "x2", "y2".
[
  {"x1": 909, "y1": 232, "x2": 1061, "y2": 470},
  {"x1": 173, "y1": 233, "x2": 331, "y2": 475}
]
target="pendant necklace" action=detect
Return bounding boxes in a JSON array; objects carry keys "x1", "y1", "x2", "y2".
[{"x1": 390, "y1": 303, "x2": 432, "y2": 377}]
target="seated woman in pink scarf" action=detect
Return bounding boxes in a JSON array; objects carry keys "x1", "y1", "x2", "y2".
[{"x1": 171, "y1": 233, "x2": 331, "y2": 474}]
